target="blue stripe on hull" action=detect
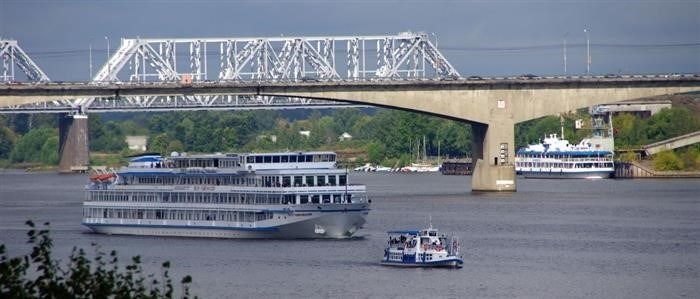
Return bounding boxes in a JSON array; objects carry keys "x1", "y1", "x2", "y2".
[{"x1": 380, "y1": 258, "x2": 463, "y2": 268}]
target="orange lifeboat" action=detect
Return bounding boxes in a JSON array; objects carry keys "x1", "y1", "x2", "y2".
[{"x1": 90, "y1": 173, "x2": 116, "y2": 182}]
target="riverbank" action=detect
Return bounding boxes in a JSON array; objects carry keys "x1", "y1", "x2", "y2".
[{"x1": 615, "y1": 160, "x2": 700, "y2": 178}]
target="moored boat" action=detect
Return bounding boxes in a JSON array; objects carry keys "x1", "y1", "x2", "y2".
[
  {"x1": 380, "y1": 225, "x2": 463, "y2": 268},
  {"x1": 515, "y1": 134, "x2": 614, "y2": 179}
]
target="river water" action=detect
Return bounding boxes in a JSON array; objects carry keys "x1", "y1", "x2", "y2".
[{"x1": 0, "y1": 169, "x2": 698, "y2": 298}]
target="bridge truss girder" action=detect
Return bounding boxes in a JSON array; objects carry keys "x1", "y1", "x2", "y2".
[
  {"x1": 95, "y1": 31, "x2": 459, "y2": 83},
  {"x1": 0, "y1": 40, "x2": 50, "y2": 83},
  {"x1": 1, "y1": 32, "x2": 460, "y2": 113}
]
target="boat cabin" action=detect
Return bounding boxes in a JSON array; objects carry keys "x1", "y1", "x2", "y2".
[
  {"x1": 382, "y1": 227, "x2": 463, "y2": 268},
  {"x1": 386, "y1": 228, "x2": 448, "y2": 252}
]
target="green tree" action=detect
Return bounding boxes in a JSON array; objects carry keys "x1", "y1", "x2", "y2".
[
  {"x1": 331, "y1": 108, "x2": 363, "y2": 136},
  {"x1": 0, "y1": 221, "x2": 196, "y2": 298},
  {"x1": 149, "y1": 133, "x2": 172, "y2": 155},
  {"x1": 173, "y1": 118, "x2": 195, "y2": 151},
  {"x1": 5, "y1": 114, "x2": 31, "y2": 135},
  {"x1": 0, "y1": 125, "x2": 18, "y2": 159},
  {"x1": 40, "y1": 136, "x2": 59, "y2": 165},
  {"x1": 219, "y1": 127, "x2": 240, "y2": 151},
  {"x1": 524, "y1": 116, "x2": 562, "y2": 145},
  {"x1": 435, "y1": 120, "x2": 471, "y2": 158},
  {"x1": 678, "y1": 146, "x2": 700, "y2": 170},
  {"x1": 9, "y1": 127, "x2": 56, "y2": 164},
  {"x1": 166, "y1": 140, "x2": 185, "y2": 154},
  {"x1": 120, "y1": 120, "x2": 149, "y2": 136},
  {"x1": 653, "y1": 150, "x2": 684, "y2": 171},
  {"x1": 366, "y1": 141, "x2": 386, "y2": 164},
  {"x1": 645, "y1": 107, "x2": 700, "y2": 142},
  {"x1": 613, "y1": 113, "x2": 646, "y2": 148},
  {"x1": 90, "y1": 117, "x2": 128, "y2": 152}
]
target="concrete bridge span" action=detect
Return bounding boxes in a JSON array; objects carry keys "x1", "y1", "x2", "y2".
[
  {"x1": 252, "y1": 78, "x2": 700, "y2": 191},
  {"x1": 1, "y1": 77, "x2": 699, "y2": 191}
]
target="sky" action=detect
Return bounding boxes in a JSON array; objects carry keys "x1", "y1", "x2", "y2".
[{"x1": 1, "y1": 0, "x2": 699, "y2": 81}]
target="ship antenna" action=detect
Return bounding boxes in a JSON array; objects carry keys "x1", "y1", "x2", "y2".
[{"x1": 429, "y1": 214, "x2": 433, "y2": 229}]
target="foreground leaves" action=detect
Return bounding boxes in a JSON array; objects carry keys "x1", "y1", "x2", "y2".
[{"x1": 0, "y1": 220, "x2": 195, "y2": 299}]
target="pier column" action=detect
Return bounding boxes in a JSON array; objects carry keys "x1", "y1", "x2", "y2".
[
  {"x1": 58, "y1": 113, "x2": 89, "y2": 173},
  {"x1": 470, "y1": 122, "x2": 516, "y2": 192}
]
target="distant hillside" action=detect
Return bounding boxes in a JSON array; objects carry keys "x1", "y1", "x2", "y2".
[{"x1": 649, "y1": 92, "x2": 700, "y2": 115}]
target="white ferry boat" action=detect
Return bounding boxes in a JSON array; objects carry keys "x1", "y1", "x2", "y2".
[
  {"x1": 515, "y1": 134, "x2": 614, "y2": 179},
  {"x1": 380, "y1": 226, "x2": 463, "y2": 268},
  {"x1": 82, "y1": 151, "x2": 370, "y2": 239}
]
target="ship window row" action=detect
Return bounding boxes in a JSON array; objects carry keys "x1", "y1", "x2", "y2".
[
  {"x1": 131, "y1": 176, "x2": 258, "y2": 186},
  {"x1": 261, "y1": 174, "x2": 346, "y2": 187},
  {"x1": 172, "y1": 158, "x2": 241, "y2": 169},
  {"x1": 246, "y1": 154, "x2": 335, "y2": 164},
  {"x1": 517, "y1": 155, "x2": 612, "y2": 161},
  {"x1": 87, "y1": 191, "x2": 355, "y2": 205},
  {"x1": 83, "y1": 207, "x2": 272, "y2": 222},
  {"x1": 127, "y1": 174, "x2": 347, "y2": 188},
  {"x1": 516, "y1": 162, "x2": 614, "y2": 168},
  {"x1": 88, "y1": 191, "x2": 282, "y2": 204}
]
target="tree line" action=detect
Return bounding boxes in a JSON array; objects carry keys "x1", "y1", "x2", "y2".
[{"x1": 0, "y1": 106, "x2": 698, "y2": 169}]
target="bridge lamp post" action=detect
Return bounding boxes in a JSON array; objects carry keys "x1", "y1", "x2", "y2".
[
  {"x1": 563, "y1": 33, "x2": 568, "y2": 75},
  {"x1": 584, "y1": 28, "x2": 590, "y2": 76},
  {"x1": 431, "y1": 32, "x2": 439, "y2": 50},
  {"x1": 89, "y1": 39, "x2": 93, "y2": 80},
  {"x1": 431, "y1": 32, "x2": 440, "y2": 77},
  {"x1": 105, "y1": 36, "x2": 111, "y2": 81}
]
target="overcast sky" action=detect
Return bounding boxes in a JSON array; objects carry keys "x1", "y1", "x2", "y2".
[{"x1": 1, "y1": 0, "x2": 699, "y2": 81}]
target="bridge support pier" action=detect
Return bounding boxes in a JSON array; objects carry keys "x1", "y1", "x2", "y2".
[
  {"x1": 470, "y1": 122, "x2": 516, "y2": 192},
  {"x1": 58, "y1": 113, "x2": 89, "y2": 173}
]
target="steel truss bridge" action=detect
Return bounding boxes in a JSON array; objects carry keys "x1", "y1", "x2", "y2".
[
  {"x1": 1, "y1": 40, "x2": 50, "y2": 83},
  {"x1": 1, "y1": 32, "x2": 458, "y2": 113}
]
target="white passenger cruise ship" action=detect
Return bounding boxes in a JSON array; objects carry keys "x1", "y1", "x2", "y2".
[
  {"x1": 515, "y1": 134, "x2": 614, "y2": 179},
  {"x1": 82, "y1": 151, "x2": 370, "y2": 239}
]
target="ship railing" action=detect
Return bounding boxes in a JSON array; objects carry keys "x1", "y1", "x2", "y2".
[{"x1": 517, "y1": 156, "x2": 613, "y2": 163}]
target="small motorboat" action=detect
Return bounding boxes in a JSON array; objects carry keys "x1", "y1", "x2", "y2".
[{"x1": 380, "y1": 225, "x2": 463, "y2": 268}]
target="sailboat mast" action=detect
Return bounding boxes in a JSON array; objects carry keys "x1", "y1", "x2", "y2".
[{"x1": 560, "y1": 115, "x2": 565, "y2": 139}]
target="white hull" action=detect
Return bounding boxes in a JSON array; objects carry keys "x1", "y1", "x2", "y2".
[
  {"x1": 519, "y1": 169, "x2": 613, "y2": 179},
  {"x1": 83, "y1": 208, "x2": 368, "y2": 239},
  {"x1": 380, "y1": 258, "x2": 463, "y2": 268}
]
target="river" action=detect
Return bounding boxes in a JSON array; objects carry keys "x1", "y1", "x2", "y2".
[{"x1": 0, "y1": 170, "x2": 698, "y2": 298}]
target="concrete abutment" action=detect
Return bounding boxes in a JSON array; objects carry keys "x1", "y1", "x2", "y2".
[{"x1": 58, "y1": 113, "x2": 89, "y2": 173}]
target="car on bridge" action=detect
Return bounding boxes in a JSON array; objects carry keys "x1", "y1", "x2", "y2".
[{"x1": 518, "y1": 74, "x2": 540, "y2": 80}]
